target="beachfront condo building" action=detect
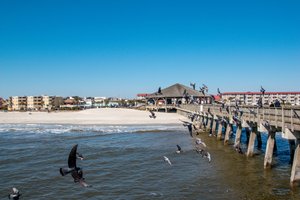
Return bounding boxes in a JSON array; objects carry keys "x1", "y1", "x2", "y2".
[
  {"x1": 27, "y1": 96, "x2": 43, "y2": 110},
  {"x1": 26, "y1": 96, "x2": 53, "y2": 110},
  {"x1": 9, "y1": 96, "x2": 27, "y2": 111},
  {"x1": 8, "y1": 96, "x2": 64, "y2": 111},
  {"x1": 220, "y1": 92, "x2": 300, "y2": 106}
]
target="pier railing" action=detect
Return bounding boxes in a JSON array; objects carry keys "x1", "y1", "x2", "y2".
[
  {"x1": 178, "y1": 104, "x2": 300, "y2": 138},
  {"x1": 146, "y1": 103, "x2": 300, "y2": 138}
]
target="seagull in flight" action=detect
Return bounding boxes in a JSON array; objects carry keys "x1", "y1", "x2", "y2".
[
  {"x1": 163, "y1": 156, "x2": 172, "y2": 166},
  {"x1": 182, "y1": 122, "x2": 193, "y2": 137},
  {"x1": 149, "y1": 110, "x2": 156, "y2": 119},
  {"x1": 260, "y1": 86, "x2": 265, "y2": 95},
  {"x1": 180, "y1": 119, "x2": 198, "y2": 137},
  {"x1": 204, "y1": 152, "x2": 211, "y2": 163},
  {"x1": 59, "y1": 144, "x2": 91, "y2": 187},
  {"x1": 235, "y1": 145, "x2": 243, "y2": 154},
  {"x1": 8, "y1": 187, "x2": 21, "y2": 200},
  {"x1": 248, "y1": 108, "x2": 257, "y2": 117},
  {"x1": 195, "y1": 138, "x2": 207, "y2": 147},
  {"x1": 190, "y1": 83, "x2": 196, "y2": 90},
  {"x1": 176, "y1": 145, "x2": 182, "y2": 154},
  {"x1": 217, "y1": 88, "x2": 221, "y2": 96},
  {"x1": 196, "y1": 147, "x2": 211, "y2": 162}
]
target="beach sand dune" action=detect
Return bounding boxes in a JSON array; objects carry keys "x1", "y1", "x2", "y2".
[{"x1": 0, "y1": 108, "x2": 187, "y2": 125}]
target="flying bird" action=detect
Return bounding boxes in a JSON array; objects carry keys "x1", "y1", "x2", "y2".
[
  {"x1": 8, "y1": 187, "x2": 21, "y2": 200},
  {"x1": 248, "y1": 108, "x2": 257, "y2": 117},
  {"x1": 196, "y1": 147, "x2": 211, "y2": 162},
  {"x1": 260, "y1": 86, "x2": 265, "y2": 95},
  {"x1": 182, "y1": 121, "x2": 193, "y2": 137},
  {"x1": 157, "y1": 87, "x2": 162, "y2": 94},
  {"x1": 188, "y1": 113, "x2": 196, "y2": 122},
  {"x1": 235, "y1": 145, "x2": 243, "y2": 154},
  {"x1": 203, "y1": 84, "x2": 208, "y2": 92},
  {"x1": 195, "y1": 138, "x2": 207, "y2": 147},
  {"x1": 176, "y1": 145, "x2": 182, "y2": 154},
  {"x1": 59, "y1": 144, "x2": 91, "y2": 187},
  {"x1": 163, "y1": 156, "x2": 172, "y2": 166},
  {"x1": 217, "y1": 88, "x2": 221, "y2": 96},
  {"x1": 199, "y1": 84, "x2": 208, "y2": 95},
  {"x1": 190, "y1": 83, "x2": 196, "y2": 90},
  {"x1": 149, "y1": 110, "x2": 156, "y2": 119},
  {"x1": 199, "y1": 87, "x2": 205, "y2": 95},
  {"x1": 204, "y1": 152, "x2": 211, "y2": 163}
]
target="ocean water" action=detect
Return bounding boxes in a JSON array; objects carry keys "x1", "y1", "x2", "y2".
[{"x1": 0, "y1": 124, "x2": 299, "y2": 200}]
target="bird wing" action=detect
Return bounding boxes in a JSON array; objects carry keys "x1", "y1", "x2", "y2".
[
  {"x1": 79, "y1": 179, "x2": 91, "y2": 187},
  {"x1": 179, "y1": 119, "x2": 192, "y2": 124},
  {"x1": 68, "y1": 144, "x2": 78, "y2": 168},
  {"x1": 207, "y1": 152, "x2": 211, "y2": 162},
  {"x1": 164, "y1": 156, "x2": 171, "y2": 165},
  {"x1": 177, "y1": 145, "x2": 181, "y2": 151},
  {"x1": 164, "y1": 157, "x2": 172, "y2": 165}
]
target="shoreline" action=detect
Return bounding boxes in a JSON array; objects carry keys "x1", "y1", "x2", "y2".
[{"x1": 0, "y1": 108, "x2": 187, "y2": 125}]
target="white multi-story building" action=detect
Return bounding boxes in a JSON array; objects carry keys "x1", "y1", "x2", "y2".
[
  {"x1": 9, "y1": 96, "x2": 27, "y2": 111},
  {"x1": 9, "y1": 95, "x2": 55, "y2": 111},
  {"x1": 42, "y1": 95, "x2": 53, "y2": 110},
  {"x1": 220, "y1": 92, "x2": 300, "y2": 106}
]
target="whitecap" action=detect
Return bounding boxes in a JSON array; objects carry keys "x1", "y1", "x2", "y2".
[{"x1": 0, "y1": 124, "x2": 184, "y2": 137}]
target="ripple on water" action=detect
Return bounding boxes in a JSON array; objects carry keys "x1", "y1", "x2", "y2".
[{"x1": 0, "y1": 124, "x2": 299, "y2": 199}]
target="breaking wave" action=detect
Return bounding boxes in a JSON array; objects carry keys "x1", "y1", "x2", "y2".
[{"x1": 0, "y1": 123, "x2": 184, "y2": 136}]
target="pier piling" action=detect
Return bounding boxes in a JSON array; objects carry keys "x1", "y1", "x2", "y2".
[
  {"x1": 264, "y1": 131, "x2": 276, "y2": 168},
  {"x1": 224, "y1": 122, "x2": 232, "y2": 145},
  {"x1": 247, "y1": 125, "x2": 258, "y2": 157},
  {"x1": 211, "y1": 118, "x2": 217, "y2": 135},
  {"x1": 234, "y1": 125, "x2": 242, "y2": 147},
  {"x1": 217, "y1": 121, "x2": 223, "y2": 140},
  {"x1": 290, "y1": 141, "x2": 300, "y2": 184}
]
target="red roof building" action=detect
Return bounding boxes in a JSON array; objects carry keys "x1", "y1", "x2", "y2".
[{"x1": 219, "y1": 91, "x2": 300, "y2": 106}]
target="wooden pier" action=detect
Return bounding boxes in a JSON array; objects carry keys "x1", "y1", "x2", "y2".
[{"x1": 147, "y1": 103, "x2": 300, "y2": 185}]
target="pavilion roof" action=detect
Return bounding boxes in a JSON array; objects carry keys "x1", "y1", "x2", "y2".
[{"x1": 146, "y1": 83, "x2": 208, "y2": 98}]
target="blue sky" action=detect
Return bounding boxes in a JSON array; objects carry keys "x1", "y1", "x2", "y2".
[{"x1": 0, "y1": 0, "x2": 299, "y2": 98}]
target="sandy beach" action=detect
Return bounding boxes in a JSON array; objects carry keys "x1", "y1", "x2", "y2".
[{"x1": 0, "y1": 108, "x2": 187, "y2": 125}]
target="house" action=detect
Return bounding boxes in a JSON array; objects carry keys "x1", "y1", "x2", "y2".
[
  {"x1": 0, "y1": 97, "x2": 7, "y2": 110},
  {"x1": 136, "y1": 93, "x2": 150, "y2": 100},
  {"x1": 93, "y1": 97, "x2": 106, "y2": 108}
]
